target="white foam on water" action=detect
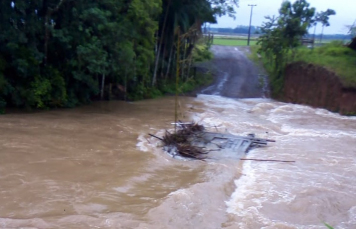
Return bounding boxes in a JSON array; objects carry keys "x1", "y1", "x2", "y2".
[
  {"x1": 136, "y1": 129, "x2": 167, "y2": 153},
  {"x1": 134, "y1": 95, "x2": 356, "y2": 228},
  {"x1": 136, "y1": 134, "x2": 151, "y2": 152},
  {"x1": 315, "y1": 108, "x2": 356, "y2": 120},
  {"x1": 347, "y1": 206, "x2": 356, "y2": 224},
  {"x1": 190, "y1": 95, "x2": 356, "y2": 228},
  {"x1": 226, "y1": 159, "x2": 256, "y2": 216},
  {"x1": 280, "y1": 124, "x2": 356, "y2": 138}
]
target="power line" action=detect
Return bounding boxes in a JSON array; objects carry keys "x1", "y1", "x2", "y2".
[{"x1": 247, "y1": 4, "x2": 257, "y2": 46}]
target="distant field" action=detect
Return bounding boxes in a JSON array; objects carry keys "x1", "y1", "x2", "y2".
[
  {"x1": 212, "y1": 37, "x2": 345, "y2": 47},
  {"x1": 213, "y1": 38, "x2": 257, "y2": 46}
]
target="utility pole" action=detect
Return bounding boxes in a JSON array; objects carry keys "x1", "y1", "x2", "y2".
[{"x1": 247, "y1": 4, "x2": 257, "y2": 46}]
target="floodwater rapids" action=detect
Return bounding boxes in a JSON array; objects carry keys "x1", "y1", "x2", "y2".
[{"x1": 0, "y1": 95, "x2": 356, "y2": 228}]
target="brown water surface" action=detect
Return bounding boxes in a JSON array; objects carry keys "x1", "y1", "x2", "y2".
[{"x1": 1, "y1": 95, "x2": 355, "y2": 229}]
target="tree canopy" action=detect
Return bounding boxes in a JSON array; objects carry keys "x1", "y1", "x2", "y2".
[
  {"x1": 0, "y1": 0, "x2": 238, "y2": 112},
  {"x1": 257, "y1": 0, "x2": 335, "y2": 95}
]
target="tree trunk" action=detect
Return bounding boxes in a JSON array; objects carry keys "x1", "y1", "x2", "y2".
[
  {"x1": 44, "y1": 0, "x2": 69, "y2": 65},
  {"x1": 165, "y1": 43, "x2": 174, "y2": 81},
  {"x1": 186, "y1": 32, "x2": 197, "y2": 78},
  {"x1": 175, "y1": 29, "x2": 180, "y2": 133},
  {"x1": 161, "y1": 37, "x2": 167, "y2": 71},
  {"x1": 181, "y1": 38, "x2": 187, "y2": 80},
  {"x1": 44, "y1": 15, "x2": 50, "y2": 65},
  {"x1": 124, "y1": 69, "x2": 128, "y2": 101},
  {"x1": 152, "y1": 0, "x2": 171, "y2": 87},
  {"x1": 101, "y1": 73, "x2": 105, "y2": 100},
  {"x1": 187, "y1": 55, "x2": 193, "y2": 79},
  {"x1": 320, "y1": 26, "x2": 325, "y2": 43},
  {"x1": 312, "y1": 24, "x2": 317, "y2": 48},
  {"x1": 109, "y1": 83, "x2": 112, "y2": 100}
]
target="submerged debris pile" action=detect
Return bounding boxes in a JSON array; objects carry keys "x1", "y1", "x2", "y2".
[
  {"x1": 149, "y1": 122, "x2": 276, "y2": 160},
  {"x1": 162, "y1": 122, "x2": 208, "y2": 160}
]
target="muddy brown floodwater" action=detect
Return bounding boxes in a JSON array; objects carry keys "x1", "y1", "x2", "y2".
[
  {"x1": 1, "y1": 96, "x2": 356, "y2": 229},
  {"x1": 1, "y1": 46, "x2": 356, "y2": 229}
]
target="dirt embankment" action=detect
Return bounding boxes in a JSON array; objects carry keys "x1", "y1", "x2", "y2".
[{"x1": 282, "y1": 62, "x2": 356, "y2": 115}]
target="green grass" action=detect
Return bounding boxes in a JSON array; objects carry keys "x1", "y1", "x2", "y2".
[
  {"x1": 292, "y1": 41, "x2": 356, "y2": 87},
  {"x1": 248, "y1": 45, "x2": 261, "y2": 62},
  {"x1": 213, "y1": 38, "x2": 257, "y2": 46},
  {"x1": 250, "y1": 41, "x2": 356, "y2": 89},
  {"x1": 159, "y1": 71, "x2": 214, "y2": 95},
  {"x1": 192, "y1": 43, "x2": 214, "y2": 62}
]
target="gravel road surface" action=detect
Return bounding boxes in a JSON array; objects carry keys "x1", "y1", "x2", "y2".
[{"x1": 200, "y1": 45, "x2": 264, "y2": 98}]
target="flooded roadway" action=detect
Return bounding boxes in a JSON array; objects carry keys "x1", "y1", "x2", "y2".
[
  {"x1": 1, "y1": 45, "x2": 356, "y2": 228},
  {"x1": 1, "y1": 95, "x2": 356, "y2": 228}
]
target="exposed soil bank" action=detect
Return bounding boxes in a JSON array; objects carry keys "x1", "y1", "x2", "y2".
[{"x1": 282, "y1": 62, "x2": 356, "y2": 115}]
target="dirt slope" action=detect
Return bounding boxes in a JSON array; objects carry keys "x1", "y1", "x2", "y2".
[{"x1": 283, "y1": 62, "x2": 356, "y2": 115}]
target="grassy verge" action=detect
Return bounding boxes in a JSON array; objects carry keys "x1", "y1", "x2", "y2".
[
  {"x1": 292, "y1": 41, "x2": 356, "y2": 87},
  {"x1": 213, "y1": 38, "x2": 257, "y2": 46},
  {"x1": 248, "y1": 45, "x2": 262, "y2": 63},
  {"x1": 128, "y1": 71, "x2": 214, "y2": 100},
  {"x1": 192, "y1": 43, "x2": 214, "y2": 62},
  {"x1": 158, "y1": 71, "x2": 214, "y2": 96},
  {"x1": 249, "y1": 41, "x2": 356, "y2": 89}
]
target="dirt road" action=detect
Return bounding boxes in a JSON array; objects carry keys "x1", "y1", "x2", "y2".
[{"x1": 200, "y1": 45, "x2": 264, "y2": 98}]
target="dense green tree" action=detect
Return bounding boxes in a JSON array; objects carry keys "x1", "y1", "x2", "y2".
[
  {"x1": 258, "y1": 0, "x2": 315, "y2": 95},
  {"x1": 0, "y1": 0, "x2": 238, "y2": 112},
  {"x1": 316, "y1": 9, "x2": 336, "y2": 43},
  {"x1": 0, "y1": 0, "x2": 161, "y2": 110},
  {"x1": 258, "y1": 0, "x2": 335, "y2": 95},
  {"x1": 152, "y1": 0, "x2": 238, "y2": 87},
  {"x1": 259, "y1": 0, "x2": 316, "y2": 73}
]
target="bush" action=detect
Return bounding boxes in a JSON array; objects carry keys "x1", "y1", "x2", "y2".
[
  {"x1": 315, "y1": 41, "x2": 356, "y2": 56},
  {"x1": 192, "y1": 44, "x2": 213, "y2": 63}
]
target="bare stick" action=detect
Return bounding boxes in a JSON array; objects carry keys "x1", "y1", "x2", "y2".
[
  {"x1": 145, "y1": 137, "x2": 151, "y2": 144},
  {"x1": 148, "y1": 134, "x2": 164, "y2": 141},
  {"x1": 240, "y1": 159, "x2": 295, "y2": 163}
]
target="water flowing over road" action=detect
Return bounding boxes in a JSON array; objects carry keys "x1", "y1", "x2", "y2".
[{"x1": 0, "y1": 46, "x2": 355, "y2": 229}]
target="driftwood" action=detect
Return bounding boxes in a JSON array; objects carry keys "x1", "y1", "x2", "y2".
[
  {"x1": 241, "y1": 158, "x2": 295, "y2": 163},
  {"x1": 149, "y1": 122, "x2": 276, "y2": 160},
  {"x1": 162, "y1": 123, "x2": 207, "y2": 160},
  {"x1": 148, "y1": 133, "x2": 163, "y2": 141},
  {"x1": 148, "y1": 122, "x2": 208, "y2": 159}
]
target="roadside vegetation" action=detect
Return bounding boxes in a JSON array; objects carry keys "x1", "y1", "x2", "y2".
[
  {"x1": 0, "y1": 0, "x2": 238, "y2": 113},
  {"x1": 250, "y1": 41, "x2": 356, "y2": 89},
  {"x1": 251, "y1": 0, "x2": 356, "y2": 97},
  {"x1": 293, "y1": 42, "x2": 356, "y2": 87},
  {"x1": 153, "y1": 40, "x2": 214, "y2": 97}
]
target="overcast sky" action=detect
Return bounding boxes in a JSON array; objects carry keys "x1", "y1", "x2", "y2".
[{"x1": 211, "y1": 0, "x2": 356, "y2": 34}]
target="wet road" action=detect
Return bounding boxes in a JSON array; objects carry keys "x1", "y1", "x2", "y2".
[{"x1": 201, "y1": 45, "x2": 264, "y2": 98}]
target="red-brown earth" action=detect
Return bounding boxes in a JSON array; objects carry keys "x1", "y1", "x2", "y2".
[{"x1": 282, "y1": 62, "x2": 356, "y2": 115}]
